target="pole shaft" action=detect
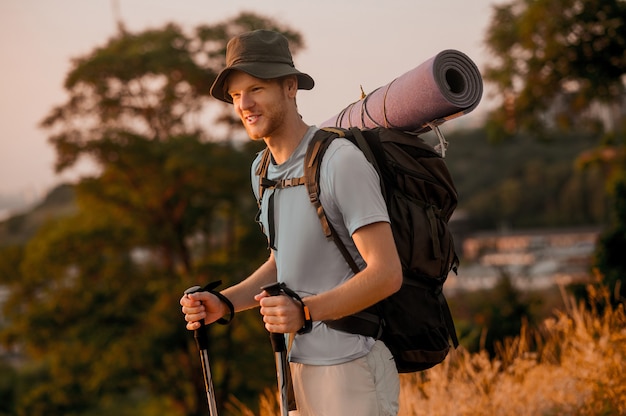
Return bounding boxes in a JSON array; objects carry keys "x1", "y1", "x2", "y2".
[
  {"x1": 199, "y1": 350, "x2": 218, "y2": 416},
  {"x1": 262, "y1": 283, "x2": 291, "y2": 416},
  {"x1": 274, "y1": 351, "x2": 290, "y2": 416}
]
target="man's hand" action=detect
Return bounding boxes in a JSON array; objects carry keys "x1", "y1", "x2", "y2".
[
  {"x1": 180, "y1": 292, "x2": 227, "y2": 331},
  {"x1": 255, "y1": 290, "x2": 304, "y2": 334}
]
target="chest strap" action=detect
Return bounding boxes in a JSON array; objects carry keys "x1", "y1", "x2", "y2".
[{"x1": 256, "y1": 148, "x2": 308, "y2": 250}]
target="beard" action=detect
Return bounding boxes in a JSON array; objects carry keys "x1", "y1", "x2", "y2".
[{"x1": 241, "y1": 92, "x2": 291, "y2": 140}]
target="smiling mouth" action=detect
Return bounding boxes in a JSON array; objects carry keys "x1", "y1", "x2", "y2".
[{"x1": 245, "y1": 115, "x2": 259, "y2": 124}]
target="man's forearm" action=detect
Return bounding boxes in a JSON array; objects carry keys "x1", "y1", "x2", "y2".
[
  {"x1": 221, "y1": 253, "x2": 278, "y2": 313},
  {"x1": 301, "y1": 264, "x2": 399, "y2": 322}
]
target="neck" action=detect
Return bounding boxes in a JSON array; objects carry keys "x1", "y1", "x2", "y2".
[{"x1": 264, "y1": 119, "x2": 310, "y2": 165}]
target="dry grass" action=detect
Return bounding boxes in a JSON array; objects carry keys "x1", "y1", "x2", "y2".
[
  {"x1": 243, "y1": 280, "x2": 626, "y2": 415},
  {"x1": 399, "y1": 281, "x2": 626, "y2": 416}
]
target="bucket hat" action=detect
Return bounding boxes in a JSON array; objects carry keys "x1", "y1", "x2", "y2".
[{"x1": 210, "y1": 29, "x2": 315, "y2": 103}]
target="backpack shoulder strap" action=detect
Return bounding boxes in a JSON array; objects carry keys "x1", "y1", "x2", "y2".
[
  {"x1": 255, "y1": 147, "x2": 273, "y2": 206},
  {"x1": 304, "y1": 128, "x2": 360, "y2": 274},
  {"x1": 255, "y1": 147, "x2": 306, "y2": 251}
]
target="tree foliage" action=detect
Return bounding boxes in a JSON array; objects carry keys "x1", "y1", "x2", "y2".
[
  {"x1": 594, "y1": 175, "x2": 626, "y2": 300},
  {"x1": 483, "y1": 0, "x2": 626, "y2": 137},
  {"x1": 1, "y1": 12, "x2": 307, "y2": 415},
  {"x1": 451, "y1": 271, "x2": 539, "y2": 357},
  {"x1": 41, "y1": 12, "x2": 307, "y2": 170},
  {"x1": 483, "y1": 0, "x2": 626, "y2": 303}
]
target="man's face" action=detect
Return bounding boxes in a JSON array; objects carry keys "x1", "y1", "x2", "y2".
[{"x1": 226, "y1": 71, "x2": 294, "y2": 141}]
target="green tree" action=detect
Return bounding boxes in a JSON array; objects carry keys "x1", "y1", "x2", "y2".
[
  {"x1": 483, "y1": 0, "x2": 626, "y2": 297},
  {"x1": 1, "y1": 12, "x2": 308, "y2": 415},
  {"x1": 483, "y1": 0, "x2": 626, "y2": 137},
  {"x1": 459, "y1": 271, "x2": 537, "y2": 357},
  {"x1": 594, "y1": 172, "x2": 626, "y2": 300}
]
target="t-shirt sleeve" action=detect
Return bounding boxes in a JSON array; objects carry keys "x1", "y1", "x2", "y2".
[{"x1": 320, "y1": 139, "x2": 390, "y2": 235}]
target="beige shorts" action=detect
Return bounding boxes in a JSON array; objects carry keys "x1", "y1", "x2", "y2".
[{"x1": 289, "y1": 340, "x2": 400, "y2": 416}]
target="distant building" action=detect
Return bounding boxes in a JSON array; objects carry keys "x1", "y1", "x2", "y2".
[{"x1": 447, "y1": 227, "x2": 601, "y2": 293}]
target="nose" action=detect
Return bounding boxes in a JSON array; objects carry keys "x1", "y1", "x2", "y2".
[{"x1": 238, "y1": 92, "x2": 254, "y2": 111}]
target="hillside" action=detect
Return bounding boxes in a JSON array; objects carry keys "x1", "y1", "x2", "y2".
[
  {"x1": 439, "y1": 128, "x2": 603, "y2": 230},
  {"x1": 0, "y1": 184, "x2": 76, "y2": 246}
]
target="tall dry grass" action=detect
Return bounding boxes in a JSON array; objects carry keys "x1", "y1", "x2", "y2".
[
  {"x1": 399, "y1": 281, "x2": 626, "y2": 416},
  {"x1": 235, "y1": 280, "x2": 625, "y2": 415}
]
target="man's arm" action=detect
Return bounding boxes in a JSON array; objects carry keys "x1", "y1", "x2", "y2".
[
  {"x1": 304, "y1": 221, "x2": 402, "y2": 321},
  {"x1": 258, "y1": 221, "x2": 402, "y2": 333},
  {"x1": 181, "y1": 252, "x2": 277, "y2": 330}
]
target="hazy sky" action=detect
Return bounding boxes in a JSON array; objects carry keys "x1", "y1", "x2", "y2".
[{"x1": 0, "y1": 0, "x2": 503, "y2": 204}]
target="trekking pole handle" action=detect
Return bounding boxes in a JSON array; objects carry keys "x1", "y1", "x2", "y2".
[
  {"x1": 185, "y1": 285, "x2": 210, "y2": 350},
  {"x1": 261, "y1": 282, "x2": 287, "y2": 353}
]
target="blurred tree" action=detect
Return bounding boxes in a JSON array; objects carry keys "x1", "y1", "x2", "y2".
[
  {"x1": 594, "y1": 173, "x2": 626, "y2": 301},
  {"x1": 0, "y1": 12, "x2": 307, "y2": 416},
  {"x1": 577, "y1": 143, "x2": 626, "y2": 301},
  {"x1": 483, "y1": 0, "x2": 626, "y2": 138},
  {"x1": 465, "y1": 271, "x2": 538, "y2": 357},
  {"x1": 483, "y1": 0, "x2": 626, "y2": 295}
]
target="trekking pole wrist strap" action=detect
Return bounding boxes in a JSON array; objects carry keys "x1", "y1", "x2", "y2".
[
  {"x1": 297, "y1": 302, "x2": 312, "y2": 335},
  {"x1": 277, "y1": 283, "x2": 313, "y2": 335},
  {"x1": 201, "y1": 280, "x2": 235, "y2": 325}
]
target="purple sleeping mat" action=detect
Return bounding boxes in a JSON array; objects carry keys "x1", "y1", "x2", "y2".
[{"x1": 320, "y1": 49, "x2": 483, "y2": 133}]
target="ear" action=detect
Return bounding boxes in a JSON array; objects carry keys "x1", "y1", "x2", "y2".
[{"x1": 284, "y1": 76, "x2": 298, "y2": 97}]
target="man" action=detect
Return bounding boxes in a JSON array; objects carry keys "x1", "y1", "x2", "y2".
[{"x1": 180, "y1": 29, "x2": 402, "y2": 416}]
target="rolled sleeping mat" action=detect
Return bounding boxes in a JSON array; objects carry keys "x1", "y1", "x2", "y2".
[{"x1": 320, "y1": 49, "x2": 483, "y2": 133}]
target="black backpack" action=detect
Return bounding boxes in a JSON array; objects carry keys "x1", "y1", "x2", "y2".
[{"x1": 256, "y1": 126, "x2": 460, "y2": 373}]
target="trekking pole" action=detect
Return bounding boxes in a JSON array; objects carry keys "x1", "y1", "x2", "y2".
[
  {"x1": 184, "y1": 285, "x2": 219, "y2": 416},
  {"x1": 261, "y1": 282, "x2": 290, "y2": 416}
]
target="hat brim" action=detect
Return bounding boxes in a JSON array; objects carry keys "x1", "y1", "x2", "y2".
[{"x1": 210, "y1": 63, "x2": 315, "y2": 103}]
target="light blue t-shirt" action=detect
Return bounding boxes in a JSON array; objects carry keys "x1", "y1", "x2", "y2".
[{"x1": 251, "y1": 125, "x2": 389, "y2": 365}]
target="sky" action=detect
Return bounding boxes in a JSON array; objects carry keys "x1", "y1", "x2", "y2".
[{"x1": 0, "y1": 0, "x2": 504, "y2": 212}]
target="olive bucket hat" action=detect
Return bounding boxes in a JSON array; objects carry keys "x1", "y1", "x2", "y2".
[{"x1": 210, "y1": 29, "x2": 315, "y2": 103}]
